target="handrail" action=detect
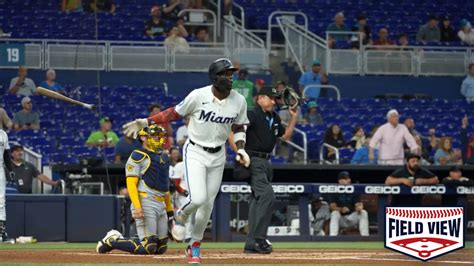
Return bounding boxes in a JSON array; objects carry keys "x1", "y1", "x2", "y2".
[
  {"x1": 280, "y1": 17, "x2": 326, "y2": 45},
  {"x1": 224, "y1": 16, "x2": 265, "y2": 48},
  {"x1": 267, "y1": 11, "x2": 308, "y2": 56},
  {"x1": 162, "y1": 82, "x2": 168, "y2": 96},
  {"x1": 282, "y1": 122, "x2": 308, "y2": 164},
  {"x1": 178, "y1": 9, "x2": 217, "y2": 42},
  {"x1": 231, "y1": 1, "x2": 245, "y2": 28},
  {"x1": 276, "y1": 17, "x2": 304, "y2": 73},
  {"x1": 303, "y1": 85, "x2": 341, "y2": 101},
  {"x1": 319, "y1": 143, "x2": 339, "y2": 165}
]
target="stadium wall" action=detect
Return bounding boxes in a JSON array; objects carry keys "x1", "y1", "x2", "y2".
[{"x1": 0, "y1": 70, "x2": 464, "y2": 99}]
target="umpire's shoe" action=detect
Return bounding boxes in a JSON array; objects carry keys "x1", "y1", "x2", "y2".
[
  {"x1": 245, "y1": 238, "x2": 273, "y2": 254},
  {"x1": 96, "y1": 229, "x2": 123, "y2": 254}
]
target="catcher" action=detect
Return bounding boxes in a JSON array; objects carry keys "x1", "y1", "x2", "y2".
[{"x1": 96, "y1": 124, "x2": 173, "y2": 255}]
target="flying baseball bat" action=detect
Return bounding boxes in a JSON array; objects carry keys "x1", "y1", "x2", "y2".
[{"x1": 36, "y1": 87, "x2": 96, "y2": 110}]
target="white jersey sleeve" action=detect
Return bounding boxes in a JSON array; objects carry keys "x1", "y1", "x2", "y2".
[
  {"x1": 234, "y1": 96, "x2": 249, "y2": 125},
  {"x1": 175, "y1": 90, "x2": 198, "y2": 117},
  {"x1": 0, "y1": 130, "x2": 9, "y2": 167}
]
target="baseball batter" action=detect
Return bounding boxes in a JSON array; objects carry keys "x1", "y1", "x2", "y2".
[
  {"x1": 123, "y1": 58, "x2": 250, "y2": 264},
  {"x1": 0, "y1": 129, "x2": 13, "y2": 243},
  {"x1": 96, "y1": 125, "x2": 173, "y2": 255}
]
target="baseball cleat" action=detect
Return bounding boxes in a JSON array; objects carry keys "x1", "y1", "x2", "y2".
[
  {"x1": 188, "y1": 241, "x2": 201, "y2": 264},
  {"x1": 171, "y1": 210, "x2": 188, "y2": 241},
  {"x1": 96, "y1": 229, "x2": 123, "y2": 254}
]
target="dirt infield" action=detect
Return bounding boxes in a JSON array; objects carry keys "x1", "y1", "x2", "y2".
[{"x1": 0, "y1": 248, "x2": 473, "y2": 265}]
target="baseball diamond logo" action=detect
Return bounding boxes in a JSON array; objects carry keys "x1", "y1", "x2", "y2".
[{"x1": 385, "y1": 207, "x2": 464, "y2": 261}]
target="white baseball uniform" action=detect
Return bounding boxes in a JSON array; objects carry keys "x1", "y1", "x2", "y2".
[
  {"x1": 0, "y1": 130, "x2": 10, "y2": 221},
  {"x1": 175, "y1": 85, "x2": 248, "y2": 243},
  {"x1": 169, "y1": 161, "x2": 193, "y2": 239}
]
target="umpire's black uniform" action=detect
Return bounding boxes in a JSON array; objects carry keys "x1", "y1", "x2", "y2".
[{"x1": 244, "y1": 87, "x2": 288, "y2": 254}]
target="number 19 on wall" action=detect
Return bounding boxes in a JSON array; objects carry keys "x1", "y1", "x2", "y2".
[{"x1": 0, "y1": 44, "x2": 25, "y2": 66}]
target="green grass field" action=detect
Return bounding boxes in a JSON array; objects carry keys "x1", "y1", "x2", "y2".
[{"x1": 0, "y1": 241, "x2": 473, "y2": 250}]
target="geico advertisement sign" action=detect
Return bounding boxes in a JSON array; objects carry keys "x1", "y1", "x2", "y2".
[
  {"x1": 220, "y1": 185, "x2": 305, "y2": 193},
  {"x1": 318, "y1": 185, "x2": 354, "y2": 193}
]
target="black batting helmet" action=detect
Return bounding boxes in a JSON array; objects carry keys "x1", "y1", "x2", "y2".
[{"x1": 208, "y1": 58, "x2": 238, "y2": 83}]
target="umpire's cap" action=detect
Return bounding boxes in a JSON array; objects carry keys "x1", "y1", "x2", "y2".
[
  {"x1": 208, "y1": 58, "x2": 238, "y2": 83},
  {"x1": 257, "y1": 87, "x2": 280, "y2": 98}
]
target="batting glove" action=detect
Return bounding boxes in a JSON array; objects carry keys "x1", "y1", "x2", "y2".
[
  {"x1": 122, "y1": 118, "x2": 148, "y2": 138},
  {"x1": 236, "y1": 149, "x2": 250, "y2": 168}
]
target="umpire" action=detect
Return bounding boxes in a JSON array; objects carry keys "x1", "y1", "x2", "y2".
[{"x1": 243, "y1": 86, "x2": 297, "y2": 254}]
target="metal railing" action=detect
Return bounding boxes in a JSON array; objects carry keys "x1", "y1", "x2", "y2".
[
  {"x1": 224, "y1": 16, "x2": 267, "y2": 69},
  {"x1": 0, "y1": 39, "x2": 243, "y2": 72},
  {"x1": 178, "y1": 9, "x2": 218, "y2": 42},
  {"x1": 267, "y1": 11, "x2": 308, "y2": 58},
  {"x1": 303, "y1": 85, "x2": 341, "y2": 101},
  {"x1": 277, "y1": 17, "x2": 327, "y2": 72},
  {"x1": 230, "y1": 1, "x2": 246, "y2": 28},
  {"x1": 319, "y1": 143, "x2": 339, "y2": 165},
  {"x1": 281, "y1": 122, "x2": 308, "y2": 164}
]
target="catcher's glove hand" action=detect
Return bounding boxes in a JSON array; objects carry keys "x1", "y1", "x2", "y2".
[{"x1": 123, "y1": 118, "x2": 148, "y2": 138}]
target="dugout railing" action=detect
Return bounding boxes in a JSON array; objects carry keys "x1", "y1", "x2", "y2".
[{"x1": 214, "y1": 182, "x2": 473, "y2": 242}]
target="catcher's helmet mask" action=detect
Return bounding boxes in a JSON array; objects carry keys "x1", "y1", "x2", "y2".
[{"x1": 208, "y1": 58, "x2": 238, "y2": 92}]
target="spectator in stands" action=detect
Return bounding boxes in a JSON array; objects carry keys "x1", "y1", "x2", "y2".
[
  {"x1": 461, "y1": 63, "x2": 474, "y2": 103},
  {"x1": 162, "y1": 0, "x2": 182, "y2": 21},
  {"x1": 369, "y1": 109, "x2": 419, "y2": 165},
  {"x1": 148, "y1": 103, "x2": 174, "y2": 148},
  {"x1": 416, "y1": 15, "x2": 441, "y2": 44},
  {"x1": 86, "y1": 117, "x2": 119, "y2": 148},
  {"x1": 232, "y1": 69, "x2": 255, "y2": 109},
  {"x1": 404, "y1": 117, "x2": 420, "y2": 137},
  {"x1": 442, "y1": 165, "x2": 474, "y2": 205},
  {"x1": 412, "y1": 135, "x2": 431, "y2": 165},
  {"x1": 351, "y1": 136, "x2": 377, "y2": 164},
  {"x1": 373, "y1": 28, "x2": 395, "y2": 48},
  {"x1": 89, "y1": 0, "x2": 115, "y2": 13},
  {"x1": 144, "y1": 5, "x2": 166, "y2": 38},
  {"x1": 461, "y1": 115, "x2": 474, "y2": 165},
  {"x1": 9, "y1": 66, "x2": 36, "y2": 96},
  {"x1": 347, "y1": 126, "x2": 365, "y2": 149},
  {"x1": 39, "y1": 69, "x2": 64, "y2": 94},
  {"x1": 0, "y1": 108, "x2": 12, "y2": 130},
  {"x1": 279, "y1": 107, "x2": 303, "y2": 125},
  {"x1": 398, "y1": 33, "x2": 409, "y2": 47},
  {"x1": 298, "y1": 59, "x2": 328, "y2": 99},
  {"x1": 440, "y1": 16, "x2": 457, "y2": 42},
  {"x1": 351, "y1": 14, "x2": 371, "y2": 49},
  {"x1": 114, "y1": 136, "x2": 141, "y2": 163},
  {"x1": 329, "y1": 171, "x2": 369, "y2": 236},
  {"x1": 427, "y1": 127, "x2": 439, "y2": 152},
  {"x1": 302, "y1": 101, "x2": 323, "y2": 126},
  {"x1": 164, "y1": 26, "x2": 190, "y2": 53},
  {"x1": 254, "y1": 79, "x2": 264, "y2": 95},
  {"x1": 13, "y1": 97, "x2": 40, "y2": 131},
  {"x1": 193, "y1": 27, "x2": 209, "y2": 43},
  {"x1": 323, "y1": 124, "x2": 346, "y2": 161},
  {"x1": 182, "y1": 0, "x2": 202, "y2": 9},
  {"x1": 458, "y1": 19, "x2": 474, "y2": 45},
  {"x1": 61, "y1": 0, "x2": 83, "y2": 12},
  {"x1": 434, "y1": 137, "x2": 461, "y2": 165},
  {"x1": 10, "y1": 144, "x2": 58, "y2": 194},
  {"x1": 176, "y1": 17, "x2": 189, "y2": 38},
  {"x1": 385, "y1": 153, "x2": 439, "y2": 206},
  {"x1": 176, "y1": 117, "x2": 189, "y2": 147},
  {"x1": 326, "y1": 12, "x2": 349, "y2": 48}
]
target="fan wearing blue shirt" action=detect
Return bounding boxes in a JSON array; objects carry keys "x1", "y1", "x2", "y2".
[
  {"x1": 298, "y1": 59, "x2": 328, "y2": 99},
  {"x1": 351, "y1": 136, "x2": 378, "y2": 164},
  {"x1": 39, "y1": 69, "x2": 64, "y2": 93}
]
